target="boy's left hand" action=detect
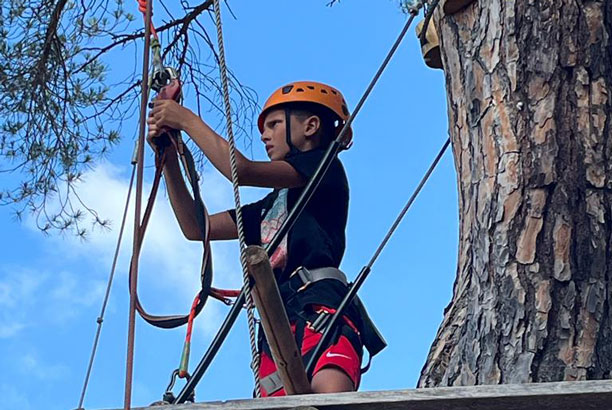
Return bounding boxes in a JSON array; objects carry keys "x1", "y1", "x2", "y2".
[{"x1": 147, "y1": 99, "x2": 196, "y2": 138}]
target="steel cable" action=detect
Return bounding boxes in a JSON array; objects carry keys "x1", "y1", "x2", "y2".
[{"x1": 76, "y1": 164, "x2": 136, "y2": 410}]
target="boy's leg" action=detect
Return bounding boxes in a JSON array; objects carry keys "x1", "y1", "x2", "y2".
[
  {"x1": 311, "y1": 367, "x2": 355, "y2": 393},
  {"x1": 259, "y1": 321, "x2": 362, "y2": 396},
  {"x1": 305, "y1": 326, "x2": 362, "y2": 393}
]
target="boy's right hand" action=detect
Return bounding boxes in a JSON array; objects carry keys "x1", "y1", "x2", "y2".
[{"x1": 146, "y1": 129, "x2": 176, "y2": 157}]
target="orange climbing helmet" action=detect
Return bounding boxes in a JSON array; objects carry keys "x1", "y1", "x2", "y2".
[{"x1": 257, "y1": 81, "x2": 353, "y2": 149}]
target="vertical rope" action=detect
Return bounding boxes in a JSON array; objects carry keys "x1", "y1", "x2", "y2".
[
  {"x1": 212, "y1": 0, "x2": 261, "y2": 397},
  {"x1": 125, "y1": 0, "x2": 154, "y2": 408}
]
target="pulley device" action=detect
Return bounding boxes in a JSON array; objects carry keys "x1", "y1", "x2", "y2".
[
  {"x1": 443, "y1": 0, "x2": 476, "y2": 15},
  {"x1": 416, "y1": 19, "x2": 442, "y2": 69}
]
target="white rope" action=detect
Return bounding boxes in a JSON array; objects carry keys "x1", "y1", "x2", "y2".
[{"x1": 212, "y1": 0, "x2": 261, "y2": 397}]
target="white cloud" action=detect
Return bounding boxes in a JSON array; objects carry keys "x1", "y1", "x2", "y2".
[
  {"x1": 20, "y1": 352, "x2": 69, "y2": 381},
  {"x1": 0, "y1": 266, "x2": 107, "y2": 337},
  {"x1": 18, "y1": 160, "x2": 263, "y2": 337},
  {"x1": 0, "y1": 322, "x2": 25, "y2": 339},
  {"x1": 3, "y1": 159, "x2": 270, "y2": 347},
  {"x1": 0, "y1": 267, "x2": 45, "y2": 338}
]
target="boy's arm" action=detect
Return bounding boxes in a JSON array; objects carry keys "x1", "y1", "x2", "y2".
[
  {"x1": 209, "y1": 211, "x2": 238, "y2": 240},
  {"x1": 161, "y1": 147, "x2": 239, "y2": 241},
  {"x1": 148, "y1": 100, "x2": 306, "y2": 189},
  {"x1": 159, "y1": 146, "x2": 203, "y2": 240},
  {"x1": 186, "y1": 118, "x2": 306, "y2": 188}
]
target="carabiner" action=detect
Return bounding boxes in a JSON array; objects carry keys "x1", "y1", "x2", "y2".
[
  {"x1": 162, "y1": 368, "x2": 194, "y2": 404},
  {"x1": 151, "y1": 66, "x2": 179, "y2": 92}
]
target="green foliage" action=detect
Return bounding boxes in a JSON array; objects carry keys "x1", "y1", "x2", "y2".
[
  {"x1": 0, "y1": 0, "x2": 258, "y2": 236},
  {"x1": 0, "y1": 0, "x2": 133, "y2": 234}
]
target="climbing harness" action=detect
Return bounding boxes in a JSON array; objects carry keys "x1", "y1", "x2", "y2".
[
  {"x1": 258, "y1": 266, "x2": 387, "y2": 394},
  {"x1": 172, "y1": 2, "x2": 428, "y2": 403}
]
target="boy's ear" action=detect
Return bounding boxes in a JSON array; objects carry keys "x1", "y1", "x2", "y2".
[{"x1": 303, "y1": 115, "x2": 321, "y2": 138}]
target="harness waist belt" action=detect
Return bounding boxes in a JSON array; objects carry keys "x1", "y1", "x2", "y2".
[
  {"x1": 284, "y1": 266, "x2": 387, "y2": 358},
  {"x1": 292, "y1": 266, "x2": 348, "y2": 289}
]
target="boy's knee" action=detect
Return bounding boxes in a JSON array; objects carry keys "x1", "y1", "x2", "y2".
[{"x1": 310, "y1": 367, "x2": 355, "y2": 394}]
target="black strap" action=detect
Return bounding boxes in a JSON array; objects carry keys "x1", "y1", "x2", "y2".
[{"x1": 278, "y1": 273, "x2": 386, "y2": 359}]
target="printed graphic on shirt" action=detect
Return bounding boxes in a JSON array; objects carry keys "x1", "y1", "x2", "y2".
[{"x1": 260, "y1": 189, "x2": 288, "y2": 271}]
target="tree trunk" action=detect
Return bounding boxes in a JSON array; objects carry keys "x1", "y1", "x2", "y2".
[{"x1": 419, "y1": 0, "x2": 612, "y2": 386}]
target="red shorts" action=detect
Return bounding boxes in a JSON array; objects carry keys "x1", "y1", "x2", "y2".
[{"x1": 258, "y1": 307, "x2": 362, "y2": 397}]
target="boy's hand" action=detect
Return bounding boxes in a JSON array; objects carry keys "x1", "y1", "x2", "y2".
[
  {"x1": 147, "y1": 99, "x2": 196, "y2": 138},
  {"x1": 146, "y1": 131, "x2": 175, "y2": 156}
]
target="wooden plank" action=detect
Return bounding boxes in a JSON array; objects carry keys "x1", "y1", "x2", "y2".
[
  {"x1": 245, "y1": 245, "x2": 311, "y2": 396},
  {"x1": 110, "y1": 380, "x2": 612, "y2": 410}
]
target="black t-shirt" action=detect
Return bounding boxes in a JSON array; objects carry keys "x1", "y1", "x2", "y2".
[{"x1": 229, "y1": 148, "x2": 349, "y2": 282}]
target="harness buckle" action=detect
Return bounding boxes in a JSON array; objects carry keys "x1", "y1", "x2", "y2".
[
  {"x1": 291, "y1": 266, "x2": 313, "y2": 292},
  {"x1": 308, "y1": 309, "x2": 332, "y2": 333}
]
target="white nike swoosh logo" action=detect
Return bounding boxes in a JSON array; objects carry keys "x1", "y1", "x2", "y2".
[{"x1": 325, "y1": 352, "x2": 351, "y2": 360}]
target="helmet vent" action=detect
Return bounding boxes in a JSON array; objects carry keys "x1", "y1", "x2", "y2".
[
  {"x1": 307, "y1": 85, "x2": 315, "y2": 90},
  {"x1": 296, "y1": 88, "x2": 305, "y2": 92},
  {"x1": 331, "y1": 90, "x2": 338, "y2": 95},
  {"x1": 282, "y1": 85, "x2": 294, "y2": 94},
  {"x1": 320, "y1": 89, "x2": 328, "y2": 94}
]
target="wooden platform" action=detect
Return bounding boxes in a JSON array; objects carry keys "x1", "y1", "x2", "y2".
[{"x1": 111, "y1": 380, "x2": 612, "y2": 409}]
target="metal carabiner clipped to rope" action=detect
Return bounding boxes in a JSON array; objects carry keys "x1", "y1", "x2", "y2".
[
  {"x1": 149, "y1": 43, "x2": 179, "y2": 93},
  {"x1": 159, "y1": 369, "x2": 195, "y2": 404}
]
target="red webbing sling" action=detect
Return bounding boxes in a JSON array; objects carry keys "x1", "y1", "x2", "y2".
[{"x1": 130, "y1": 77, "x2": 238, "y2": 329}]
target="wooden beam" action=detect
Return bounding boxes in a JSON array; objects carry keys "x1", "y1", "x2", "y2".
[
  {"x1": 245, "y1": 245, "x2": 311, "y2": 396},
  {"x1": 111, "y1": 380, "x2": 612, "y2": 409}
]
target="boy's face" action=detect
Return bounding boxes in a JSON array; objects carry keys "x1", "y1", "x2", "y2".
[{"x1": 261, "y1": 108, "x2": 319, "y2": 160}]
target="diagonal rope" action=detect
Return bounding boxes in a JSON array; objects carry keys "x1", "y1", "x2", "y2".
[
  {"x1": 212, "y1": 0, "x2": 261, "y2": 397},
  {"x1": 76, "y1": 163, "x2": 136, "y2": 410}
]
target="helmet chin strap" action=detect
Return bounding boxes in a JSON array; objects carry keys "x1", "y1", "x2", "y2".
[{"x1": 284, "y1": 107, "x2": 300, "y2": 157}]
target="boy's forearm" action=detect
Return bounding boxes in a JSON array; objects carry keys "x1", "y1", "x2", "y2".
[
  {"x1": 162, "y1": 151, "x2": 202, "y2": 240},
  {"x1": 183, "y1": 116, "x2": 249, "y2": 182}
]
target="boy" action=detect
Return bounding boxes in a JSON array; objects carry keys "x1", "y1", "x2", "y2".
[{"x1": 147, "y1": 81, "x2": 383, "y2": 396}]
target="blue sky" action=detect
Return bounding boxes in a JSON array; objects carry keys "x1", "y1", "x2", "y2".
[{"x1": 0, "y1": 1, "x2": 458, "y2": 409}]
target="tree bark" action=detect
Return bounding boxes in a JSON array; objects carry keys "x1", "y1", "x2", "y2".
[{"x1": 419, "y1": 0, "x2": 612, "y2": 386}]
